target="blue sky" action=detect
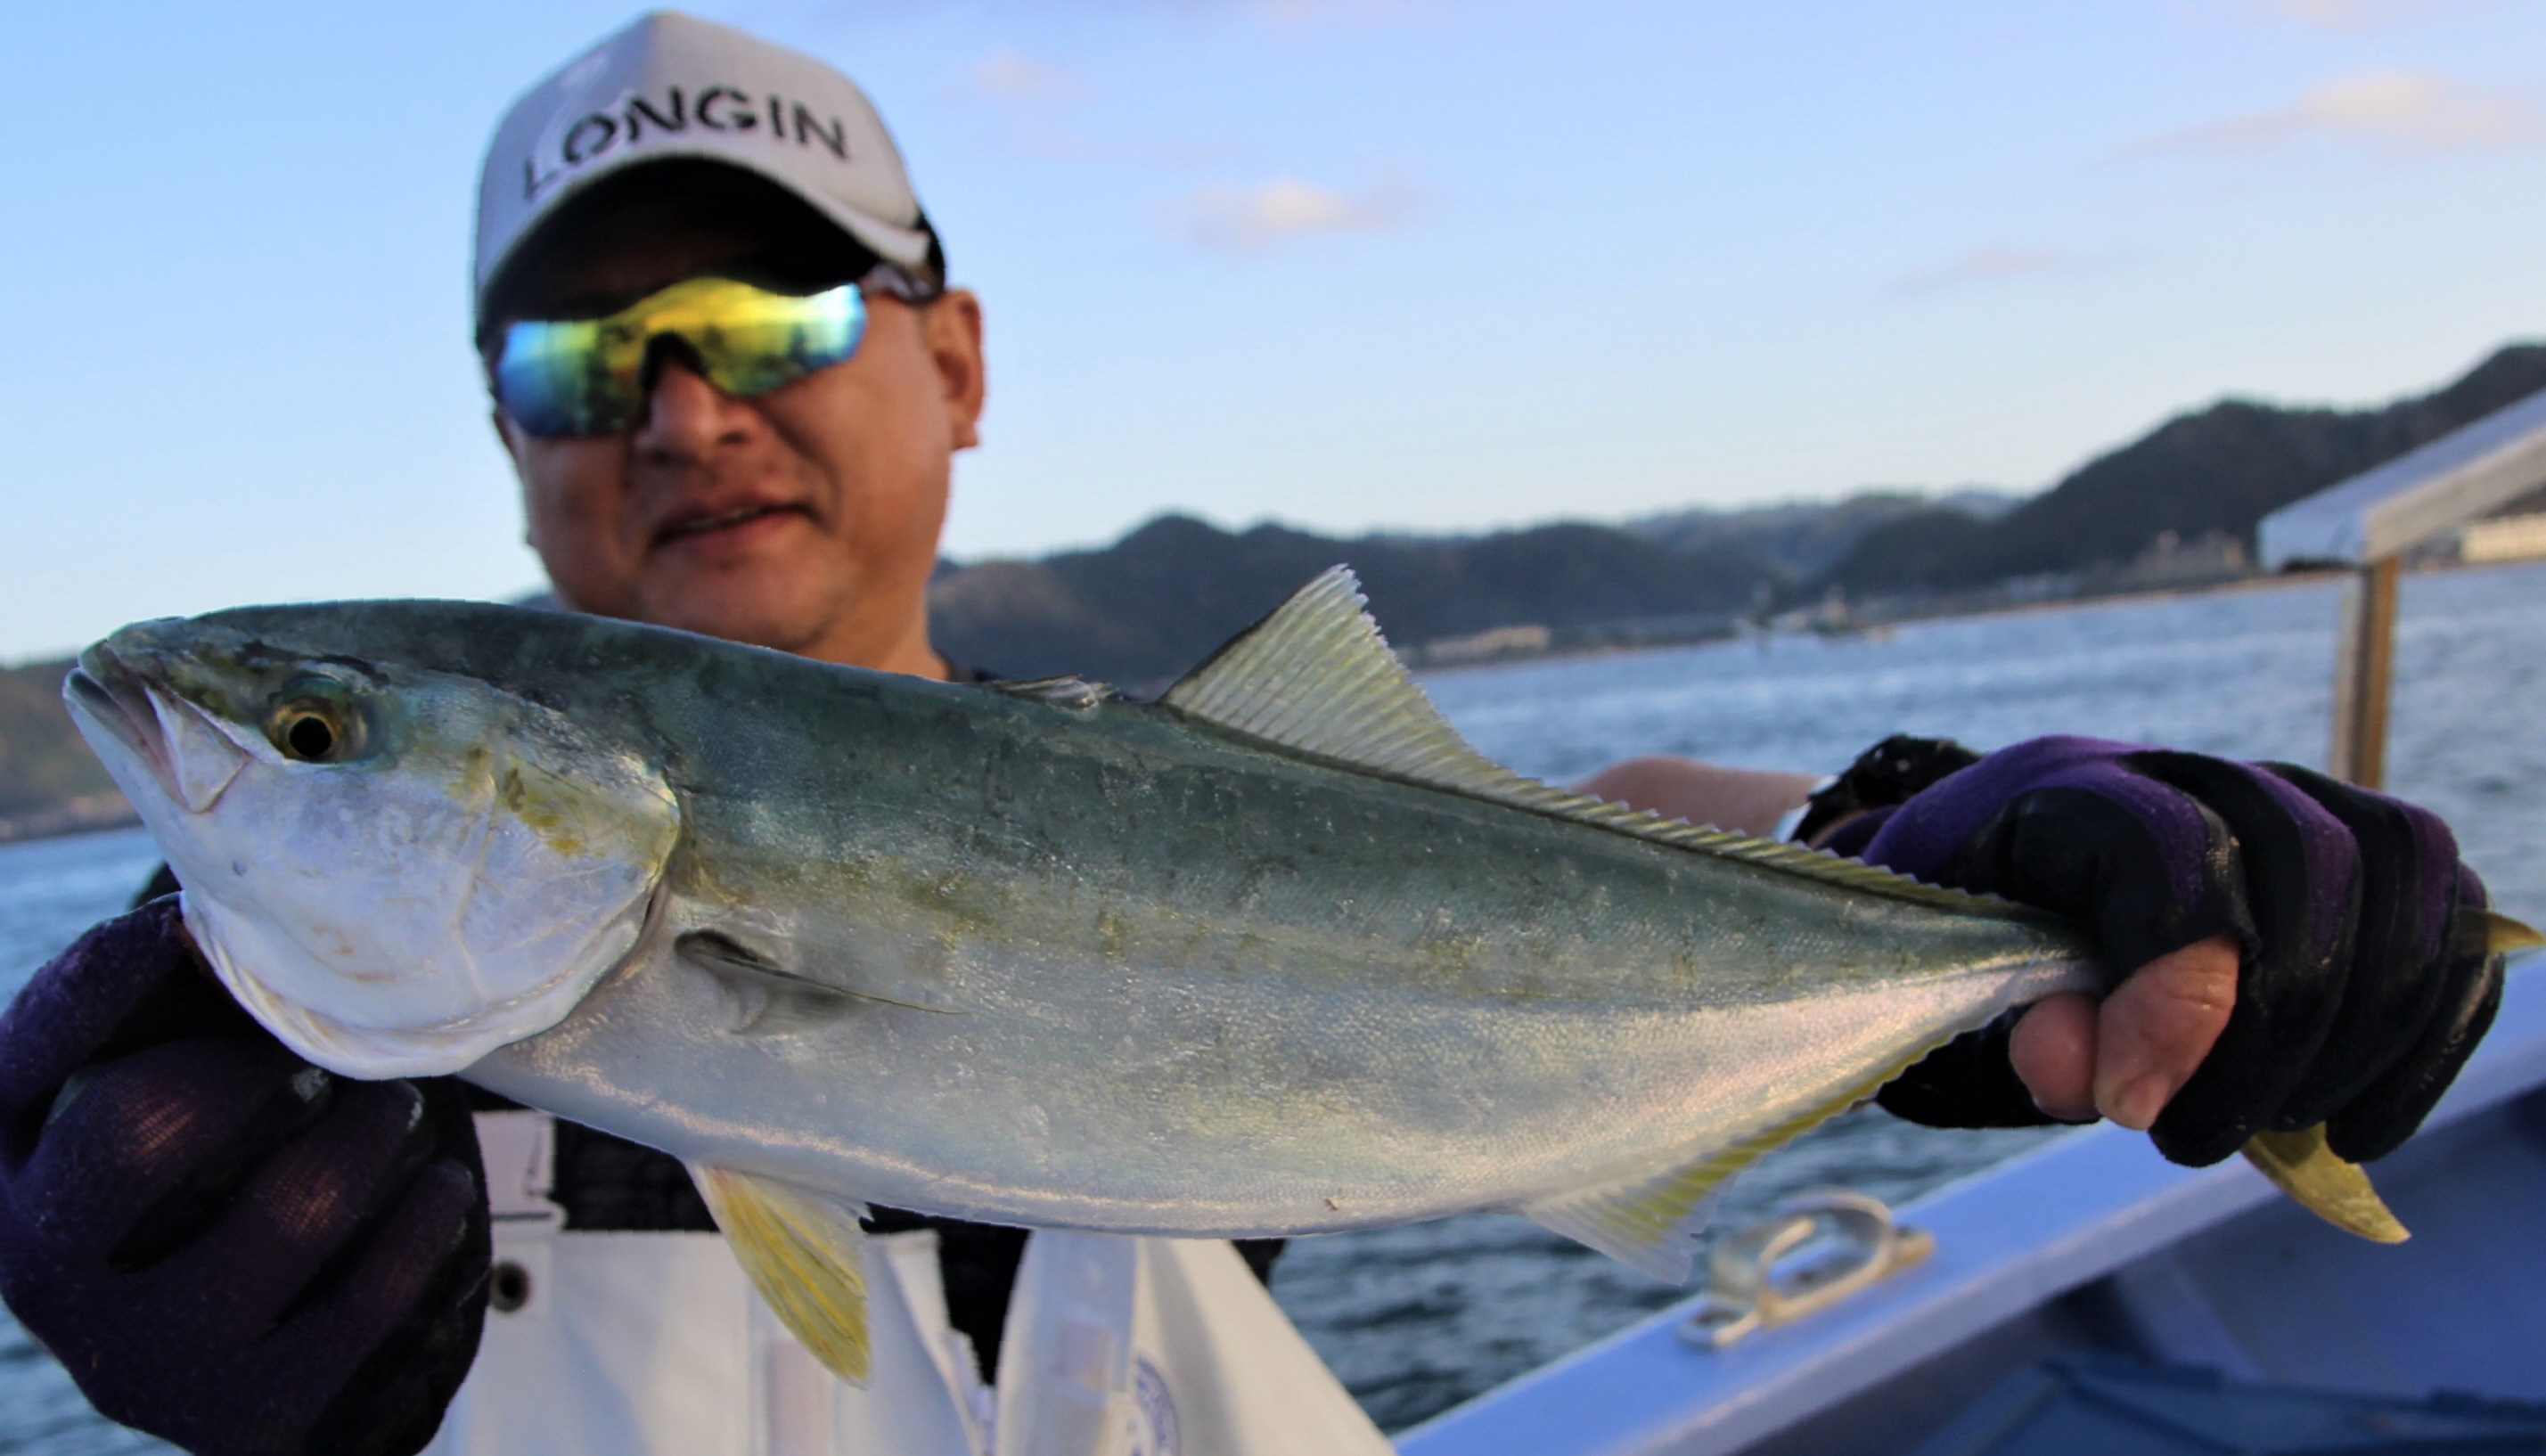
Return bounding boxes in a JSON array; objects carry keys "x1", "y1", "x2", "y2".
[{"x1": 3, "y1": 0, "x2": 2542, "y2": 660}]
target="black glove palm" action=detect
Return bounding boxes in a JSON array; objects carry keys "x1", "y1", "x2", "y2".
[{"x1": 0, "y1": 898, "x2": 490, "y2": 1456}]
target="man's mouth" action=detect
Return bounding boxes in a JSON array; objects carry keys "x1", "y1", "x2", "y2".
[{"x1": 654, "y1": 502, "x2": 808, "y2": 547}]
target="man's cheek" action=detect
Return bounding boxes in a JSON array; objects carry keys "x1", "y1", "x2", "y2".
[{"x1": 522, "y1": 455, "x2": 644, "y2": 610}]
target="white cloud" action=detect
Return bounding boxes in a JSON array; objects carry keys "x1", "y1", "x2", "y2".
[
  {"x1": 953, "y1": 49, "x2": 1263, "y2": 168},
  {"x1": 2247, "y1": 0, "x2": 2386, "y2": 29},
  {"x1": 2242, "y1": 0, "x2": 2474, "y2": 30},
  {"x1": 1245, "y1": 0, "x2": 1420, "y2": 23},
  {"x1": 1175, "y1": 176, "x2": 1413, "y2": 251},
  {"x1": 1890, "y1": 245, "x2": 2100, "y2": 297},
  {"x1": 962, "y1": 49, "x2": 1084, "y2": 104},
  {"x1": 2130, "y1": 70, "x2": 2540, "y2": 154}
]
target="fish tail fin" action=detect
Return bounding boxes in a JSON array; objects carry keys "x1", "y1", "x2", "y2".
[
  {"x1": 2463, "y1": 909, "x2": 2545, "y2": 959},
  {"x1": 1517, "y1": 1061, "x2": 1911, "y2": 1284},
  {"x1": 2239, "y1": 909, "x2": 2530, "y2": 1245},
  {"x1": 2240, "y1": 1125, "x2": 2409, "y2": 1244},
  {"x1": 691, "y1": 1164, "x2": 874, "y2": 1384}
]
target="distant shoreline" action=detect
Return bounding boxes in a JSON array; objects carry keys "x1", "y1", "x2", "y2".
[
  {"x1": 0, "y1": 798, "x2": 139, "y2": 847},
  {"x1": 1862, "y1": 552, "x2": 2540, "y2": 626},
  {"x1": 1410, "y1": 557, "x2": 2535, "y2": 678},
  {"x1": 1407, "y1": 568, "x2": 2313, "y2": 678}
]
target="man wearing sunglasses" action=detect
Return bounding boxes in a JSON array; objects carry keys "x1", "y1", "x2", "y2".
[{"x1": 0, "y1": 12, "x2": 2506, "y2": 1456}]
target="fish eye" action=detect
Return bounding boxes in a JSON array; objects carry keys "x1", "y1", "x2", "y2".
[
  {"x1": 267, "y1": 677, "x2": 363, "y2": 763},
  {"x1": 280, "y1": 710, "x2": 337, "y2": 761}
]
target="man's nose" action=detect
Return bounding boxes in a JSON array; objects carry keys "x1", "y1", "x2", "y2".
[{"x1": 631, "y1": 348, "x2": 760, "y2": 459}]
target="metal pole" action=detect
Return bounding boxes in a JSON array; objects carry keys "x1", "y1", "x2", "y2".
[{"x1": 2328, "y1": 556, "x2": 2400, "y2": 789}]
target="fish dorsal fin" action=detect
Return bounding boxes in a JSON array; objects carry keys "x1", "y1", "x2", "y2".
[
  {"x1": 1164, "y1": 565, "x2": 1511, "y2": 789},
  {"x1": 691, "y1": 1165, "x2": 873, "y2": 1384},
  {"x1": 1164, "y1": 567, "x2": 2028, "y2": 920}
]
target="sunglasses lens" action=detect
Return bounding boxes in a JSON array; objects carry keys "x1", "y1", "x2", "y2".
[
  {"x1": 494, "y1": 280, "x2": 871, "y2": 438},
  {"x1": 689, "y1": 283, "x2": 866, "y2": 398},
  {"x1": 495, "y1": 317, "x2": 636, "y2": 437}
]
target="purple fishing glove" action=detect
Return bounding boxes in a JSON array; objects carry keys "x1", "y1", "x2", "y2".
[
  {"x1": 1817, "y1": 735, "x2": 2502, "y2": 1167},
  {"x1": 0, "y1": 897, "x2": 489, "y2": 1456}
]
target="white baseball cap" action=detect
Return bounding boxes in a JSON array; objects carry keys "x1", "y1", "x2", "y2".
[{"x1": 474, "y1": 11, "x2": 939, "y2": 323}]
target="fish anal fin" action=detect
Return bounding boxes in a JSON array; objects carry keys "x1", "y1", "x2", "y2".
[
  {"x1": 1519, "y1": 1163, "x2": 1731, "y2": 1285},
  {"x1": 1518, "y1": 1055, "x2": 1932, "y2": 1284},
  {"x1": 1162, "y1": 567, "x2": 2045, "y2": 922},
  {"x1": 691, "y1": 1165, "x2": 874, "y2": 1383}
]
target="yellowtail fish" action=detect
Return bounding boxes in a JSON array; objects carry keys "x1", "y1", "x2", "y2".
[{"x1": 64, "y1": 568, "x2": 2536, "y2": 1381}]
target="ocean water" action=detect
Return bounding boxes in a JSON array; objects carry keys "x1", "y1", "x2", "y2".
[{"x1": 0, "y1": 561, "x2": 2539, "y2": 1448}]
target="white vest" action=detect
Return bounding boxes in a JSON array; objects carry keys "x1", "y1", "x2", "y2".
[{"x1": 425, "y1": 1112, "x2": 1394, "y2": 1456}]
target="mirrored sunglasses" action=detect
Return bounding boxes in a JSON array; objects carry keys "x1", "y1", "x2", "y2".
[{"x1": 492, "y1": 267, "x2": 931, "y2": 438}]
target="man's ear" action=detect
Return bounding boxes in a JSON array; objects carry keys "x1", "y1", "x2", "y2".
[
  {"x1": 492, "y1": 407, "x2": 527, "y2": 467},
  {"x1": 490, "y1": 408, "x2": 542, "y2": 550},
  {"x1": 924, "y1": 290, "x2": 986, "y2": 452}
]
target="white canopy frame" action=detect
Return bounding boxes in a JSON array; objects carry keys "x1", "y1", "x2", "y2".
[{"x1": 2257, "y1": 387, "x2": 2546, "y2": 787}]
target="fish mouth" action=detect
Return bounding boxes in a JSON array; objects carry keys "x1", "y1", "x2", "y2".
[
  {"x1": 65, "y1": 641, "x2": 250, "y2": 814},
  {"x1": 66, "y1": 646, "x2": 164, "y2": 778}
]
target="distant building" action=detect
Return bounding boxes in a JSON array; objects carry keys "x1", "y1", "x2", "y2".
[
  {"x1": 2123, "y1": 529, "x2": 2250, "y2": 588},
  {"x1": 1417, "y1": 623, "x2": 1551, "y2": 667}
]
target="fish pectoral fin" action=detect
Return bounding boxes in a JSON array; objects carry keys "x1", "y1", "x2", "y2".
[
  {"x1": 690, "y1": 1165, "x2": 875, "y2": 1384},
  {"x1": 2239, "y1": 1125, "x2": 2409, "y2": 1244},
  {"x1": 677, "y1": 929, "x2": 958, "y2": 1027}
]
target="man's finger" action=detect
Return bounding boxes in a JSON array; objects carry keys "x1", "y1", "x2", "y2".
[
  {"x1": 2009, "y1": 994, "x2": 2097, "y2": 1122},
  {"x1": 2093, "y1": 934, "x2": 2239, "y2": 1131},
  {"x1": 17, "y1": 1038, "x2": 308, "y2": 1263}
]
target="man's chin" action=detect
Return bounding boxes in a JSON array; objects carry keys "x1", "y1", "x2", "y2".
[{"x1": 636, "y1": 576, "x2": 831, "y2": 657}]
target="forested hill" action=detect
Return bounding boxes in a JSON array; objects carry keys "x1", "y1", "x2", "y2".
[
  {"x1": 929, "y1": 516, "x2": 1786, "y2": 685},
  {"x1": 0, "y1": 658, "x2": 130, "y2": 840},
  {"x1": 1816, "y1": 343, "x2": 2546, "y2": 595},
  {"x1": 933, "y1": 342, "x2": 2546, "y2": 683}
]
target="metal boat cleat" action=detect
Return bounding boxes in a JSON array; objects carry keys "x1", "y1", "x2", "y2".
[{"x1": 1675, "y1": 1189, "x2": 1934, "y2": 1351}]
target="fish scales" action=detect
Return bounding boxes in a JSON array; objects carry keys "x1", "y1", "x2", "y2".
[
  {"x1": 497, "y1": 690, "x2": 2085, "y2": 1234},
  {"x1": 69, "y1": 568, "x2": 2452, "y2": 1378}
]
